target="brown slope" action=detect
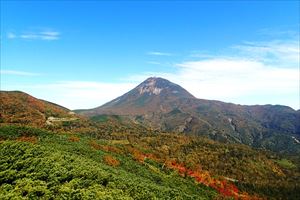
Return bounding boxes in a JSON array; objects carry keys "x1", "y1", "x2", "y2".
[{"x1": 0, "y1": 91, "x2": 72, "y2": 126}]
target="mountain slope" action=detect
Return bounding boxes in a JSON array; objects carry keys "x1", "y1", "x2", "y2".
[
  {"x1": 0, "y1": 91, "x2": 74, "y2": 126},
  {"x1": 77, "y1": 77, "x2": 300, "y2": 154},
  {"x1": 1, "y1": 125, "x2": 299, "y2": 199},
  {"x1": 79, "y1": 77, "x2": 195, "y2": 116},
  {"x1": 0, "y1": 126, "x2": 217, "y2": 199},
  {"x1": 0, "y1": 90, "x2": 299, "y2": 199}
]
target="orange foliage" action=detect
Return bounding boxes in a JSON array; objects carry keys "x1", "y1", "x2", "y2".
[
  {"x1": 69, "y1": 136, "x2": 80, "y2": 142},
  {"x1": 90, "y1": 142, "x2": 260, "y2": 199},
  {"x1": 17, "y1": 136, "x2": 38, "y2": 144},
  {"x1": 103, "y1": 155, "x2": 120, "y2": 167},
  {"x1": 27, "y1": 96, "x2": 45, "y2": 112},
  {"x1": 120, "y1": 144, "x2": 262, "y2": 199},
  {"x1": 89, "y1": 140, "x2": 102, "y2": 150},
  {"x1": 127, "y1": 147, "x2": 146, "y2": 163},
  {"x1": 163, "y1": 160, "x2": 261, "y2": 199},
  {"x1": 125, "y1": 146, "x2": 162, "y2": 163},
  {"x1": 126, "y1": 146, "x2": 147, "y2": 163},
  {"x1": 101, "y1": 145, "x2": 122, "y2": 154}
]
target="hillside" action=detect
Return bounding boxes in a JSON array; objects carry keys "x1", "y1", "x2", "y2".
[
  {"x1": 77, "y1": 77, "x2": 300, "y2": 154},
  {"x1": 0, "y1": 91, "x2": 75, "y2": 126},
  {"x1": 0, "y1": 126, "x2": 217, "y2": 199},
  {"x1": 1, "y1": 91, "x2": 300, "y2": 199},
  {"x1": 1, "y1": 124, "x2": 299, "y2": 199}
]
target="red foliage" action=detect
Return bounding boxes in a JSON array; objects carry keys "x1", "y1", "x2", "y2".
[
  {"x1": 165, "y1": 160, "x2": 243, "y2": 199},
  {"x1": 125, "y1": 147, "x2": 261, "y2": 199}
]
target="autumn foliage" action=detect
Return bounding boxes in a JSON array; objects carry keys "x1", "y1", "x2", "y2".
[
  {"x1": 103, "y1": 155, "x2": 120, "y2": 167},
  {"x1": 126, "y1": 146, "x2": 160, "y2": 163},
  {"x1": 17, "y1": 136, "x2": 38, "y2": 144},
  {"x1": 163, "y1": 160, "x2": 263, "y2": 199},
  {"x1": 89, "y1": 140, "x2": 122, "y2": 153},
  {"x1": 69, "y1": 136, "x2": 80, "y2": 142}
]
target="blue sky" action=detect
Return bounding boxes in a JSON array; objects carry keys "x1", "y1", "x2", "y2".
[{"x1": 1, "y1": 1, "x2": 299, "y2": 109}]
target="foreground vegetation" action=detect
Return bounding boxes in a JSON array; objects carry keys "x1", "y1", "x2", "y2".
[
  {"x1": 0, "y1": 124, "x2": 299, "y2": 199},
  {"x1": 0, "y1": 125, "x2": 217, "y2": 199}
]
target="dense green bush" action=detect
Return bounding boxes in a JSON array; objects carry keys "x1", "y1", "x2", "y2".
[
  {"x1": 0, "y1": 139, "x2": 216, "y2": 199},
  {"x1": 1, "y1": 124, "x2": 299, "y2": 199},
  {"x1": 0, "y1": 125, "x2": 47, "y2": 139}
]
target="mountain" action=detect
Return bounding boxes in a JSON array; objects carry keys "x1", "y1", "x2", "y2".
[
  {"x1": 77, "y1": 77, "x2": 300, "y2": 154},
  {"x1": 79, "y1": 77, "x2": 195, "y2": 116},
  {"x1": 1, "y1": 89, "x2": 300, "y2": 199},
  {"x1": 0, "y1": 91, "x2": 75, "y2": 126}
]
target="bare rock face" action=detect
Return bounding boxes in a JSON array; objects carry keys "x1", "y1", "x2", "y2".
[{"x1": 138, "y1": 78, "x2": 163, "y2": 95}]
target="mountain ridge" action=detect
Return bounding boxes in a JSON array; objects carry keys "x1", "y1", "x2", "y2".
[
  {"x1": 1, "y1": 87, "x2": 300, "y2": 199},
  {"x1": 76, "y1": 77, "x2": 300, "y2": 154}
]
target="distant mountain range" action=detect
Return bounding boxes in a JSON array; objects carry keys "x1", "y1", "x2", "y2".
[
  {"x1": 1, "y1": 77, "x2": 299, "y2": 154},
  {"x1": 77, "y1": 77, "x2": 300, "y2": 154},
  {"x1": 1, "y1": 79, "x2": 300, "y2": 199}
]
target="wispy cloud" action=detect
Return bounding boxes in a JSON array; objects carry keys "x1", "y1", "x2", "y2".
[
  {"x1": 147, "y1": 51, "x2": 173, "y2": 56},
  {"x1": 232, "y1": 40, "x2": 299, "y2": 67},
  {"x1": 137, "y1": 37, "x2": 300, "y2": 109},
  {"x1": 0, "y1": 70, "x2": 40, "y2": 76},
  {"x1": 173, "y1": 58, "x2": 297, "y2": 97},
  {"x1": 2, "y1": 31, "x2": 298, "y2": 110},
  {"x1": 7, "y1": 30, "x2": 60, "y2": 41},
  {"x1": 131, "y1": 57, "x2": 298, "y2": 109},
  {"x1": 20, "y1": 31, "x2": 60, "y2": 40}
]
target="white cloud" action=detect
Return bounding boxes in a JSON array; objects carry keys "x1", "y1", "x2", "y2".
[
  {"x1": 232, "y1": 40, "x2": 299, "y2": 67},
  {"x1": 129, "y1": 57, "x2": 298, "y2": 109},
  {"x1": 6, "y1": 81, "x2": 137, "y2": 110},
  {"x1": 7, "y1": 30, "x2": 60, "y2": 41},
  {"x1": 173, "y1": 58, "x2": 297, "y2": 97},
  {"x1": 147, "y1": 51, "x2": 172, "y2": 56},
  {"x1": 133, "y1": 38, "x2": 300, "y2": 109},
  {"x1": 2, "y1": 36, "x2": 298, "y2": 110},
  {"x1": 20, "y1": 31, "x2": 60, "y2": 40},
  {"x1": 0, "y1": 70, "x2": 40, "y2": 76}
]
